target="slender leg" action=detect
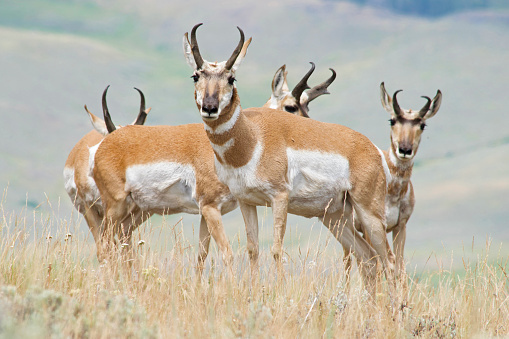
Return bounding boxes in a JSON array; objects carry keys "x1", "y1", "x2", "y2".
[
  {"x1": 271, "y1": 191, "x2": 289, "y2": 263},
  {"x1": 321, "y1": 210, "x2": 378, "y2": 297},
  {"x1": 82, "y1": 205, "x2": 105, "y2": 261},
  {"x1": 392, "y1": 222, "x2": 407, "y2": 281},
  {"x1": 239, "y1": 202, "x2": 259, "y2": 282},
  {"x1": 201, "y1": 205, "x2": 233, "y2": 267},
  {"x1": 197, "y1": 215, "x2": 212, "y2": 275}
]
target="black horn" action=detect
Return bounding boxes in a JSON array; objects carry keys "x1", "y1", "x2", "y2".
[
  {"x1": 392, "y1": 89, "x2": 404, "y2": 117},
  {"x1": 190, "y1": 23, "x2": 204, "y2": 70},
  {"x1": 291, "y1": 62, "x2": 315, "y2": 104},
  {"x1": 133, "y1": 87, "x2": 148, "y2": 125},
  {"x1": 305, "y1": 68, "x2": 336, "y2": 103},
  {"x1": 225, "y1": 26, "x2": 245, "y2": 70},
  {"x1": 418, "y1": 96, "x2": 432, "y2": 117},
  {"x1": 102, "y1": 85, "x2": 116, "y2": 133}
]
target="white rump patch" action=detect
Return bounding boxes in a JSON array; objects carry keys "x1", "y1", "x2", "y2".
[
  {"x1": 125, "y1": 162, "x2": 199, "y2": 214},
  {"x1": 63, "y1": 166, "x2": 79, "y2": 208},
  {"x1": 286, "y1": 148, "x2": 351, "y2": 216}
]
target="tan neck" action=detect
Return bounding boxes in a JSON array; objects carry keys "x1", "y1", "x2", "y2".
[{"x1": 203, "y1": 89, "x2": 258, "y2": 168}]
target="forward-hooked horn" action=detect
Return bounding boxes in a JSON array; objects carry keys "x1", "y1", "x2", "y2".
[
  {"x1": 102, "y1": 85, "x2": 116, "y2": 133},
  {"x1": 190, "y1": 23, "x2": 204, "y2": 70},
  {"x1": 418, "y1": 96, "x2": 432, "y2": 118},
  {"x1": 291, "y1": 62, "x2": 315, "y2": 103},
  {"x1": 305, "y1": 68, "x2": 336, "y2": 103},
  {"x1": 225, "y1": 26, "x2": 245, "y2": 70},
  {"x1": 133, "y1": 87, "x2": 148, "y2": 125},
  {"x1": 392, "y1": 89, "x2": 404, "y2": 117}
]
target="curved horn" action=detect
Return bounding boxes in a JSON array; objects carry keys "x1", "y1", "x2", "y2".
[
  {"x1": 225, "y1": 26, "x2": 245, "y2": 70},
  {"x1": 418, "y1": 95, "x2": 432, "y2": 117},
  {"x1": 190, "y1": 23, "x2": 204, "y2": 70},
  {"x1": 291, "y1": 62, "x2": 315, "y2": 102},
  {"x1": 392, "y1": 89, "x2": 403, "y2": 117},
  {"x1": 133, "y1": 87, "x2": 148, "y2": 125},
  {"x1": 305, "y1": 68, "x2": 336, "y2": 103},
  {"x1": 102, "y1": 85, "x2": 116, "y2": 133}
]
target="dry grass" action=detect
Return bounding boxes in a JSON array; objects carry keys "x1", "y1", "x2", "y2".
[{"x1": 1, "y1": 204, "x2": 508, "y2": 338}]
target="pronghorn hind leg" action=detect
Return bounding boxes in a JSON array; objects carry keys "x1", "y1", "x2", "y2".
[{"x1": 321, "y1": 209, "x2": 378, "y2": 298}]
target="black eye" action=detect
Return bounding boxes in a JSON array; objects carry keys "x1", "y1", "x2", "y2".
[
  {"x1": 191, "y1": 74, "x2": 199, "y2": 82},
  {"x1": 228, "y1": 76, "x2": 236, "y2": 85},
  {"x1": 284, "y1": 105, "x2": 298, "y2": 113},
  {"x1": 420, "y1": 123, "x2": 426, "y2": 130},
  {"x1": 389, "y1": 119, "x2": 396, "y2": 126}
]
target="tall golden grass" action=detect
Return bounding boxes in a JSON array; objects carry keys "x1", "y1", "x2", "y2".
[{"x1": 1, "y1": 201, "x2": 508, "y2": 338}]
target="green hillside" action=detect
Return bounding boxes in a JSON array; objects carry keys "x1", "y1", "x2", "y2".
[{"x1": 1, "y1": 0, "x2": 508, "y2": 269}]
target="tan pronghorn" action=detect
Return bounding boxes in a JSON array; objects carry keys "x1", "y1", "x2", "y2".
[
  {"x1": 183, "y1": 23, "x2": 395, "y2": 295},
  {"x1": 344, "y1": 83, "x2": 442, "y2": 278},
  {"x1": 90, "y1": 60, "x2": 334, "y2": 268},
  {"x1": 63, "y1": 86, "x2": 149, "y2": 260},
  {"x1": 267, "y1": 62, "x2": 336, "y2": 117}
]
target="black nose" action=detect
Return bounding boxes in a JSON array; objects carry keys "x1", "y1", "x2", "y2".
[
  {"x1": 399, "y1": 146, "x2": 412, "y2": 156},
  {"x1": 202, "y1": 105, "x2": 218, "y2": 114}
]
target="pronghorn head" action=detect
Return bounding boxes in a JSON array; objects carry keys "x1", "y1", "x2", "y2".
[
  {"x1": 268, "y1": 62, "x2": 336, "y2": 118},
  {"x1": 380, "y1": 82, "x2": 442, "y2": 161},
  {"x1": 183, "y1": 24, "x2": 251, "y2": 121},
  {"x1": 85, "y1": 85, "x2": 151, "y2": 136}
]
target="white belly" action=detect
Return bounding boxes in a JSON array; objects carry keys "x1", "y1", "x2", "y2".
[
  {"x1": 215, "y1": 144, "x2": 352, "y2": 218},
  {"x1": 286, "y1": 148, "x2": 351, "y2": 217},
  {"x1": 125, "y1": 162, "x2": 199, "y2": 215}
]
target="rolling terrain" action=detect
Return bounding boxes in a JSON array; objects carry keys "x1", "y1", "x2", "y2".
[{"x1": 1, "y1": 0, "x2": 508, "y2": 269}]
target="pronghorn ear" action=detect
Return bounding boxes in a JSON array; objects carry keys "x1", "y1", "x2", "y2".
[
  {"x1": 422, "y1": 90, "x2": 442, "y2": 120},
  {"x1": 183, "y1": 33, "x2": 198, "y2": 70},
  {"x1": 231, "y1": 37, "x2": 252, "y2": 72},
  {"x1": 84, "y1": 105, "x2": 109, "y2": 136},
  {"x1": 272, "y1": 65, "x2": 287, "y2": 98},
  {"x1": 380, "y1": 82, "x2": 393, "y2": 115}
]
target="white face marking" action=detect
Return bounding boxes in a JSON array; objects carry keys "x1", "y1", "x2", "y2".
[
  {"x1": 286, "y1": 148, "x2": 351, "y2": 217},
  {"x1": 125, "y1": 161, "x2": 199, "y2": 214},
  {"x1": 218, "y1": 86, "x2": 233, "y2": 114},
  {"x1": 389, "y1": 146, "x2": 413, "y2": 170},
  {"x1": 204, "y1": 104, "x2": 241, "y2": 134}
]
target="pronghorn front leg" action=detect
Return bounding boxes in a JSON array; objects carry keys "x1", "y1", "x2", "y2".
[
  {"x1": 239, "y1": 202, "x2": 259, "y2": 282},
  {"x1": 392, "y1": 221, "x2": 407, "y2": 280},
  {"x1": 200, "y1": 205, "x2": 234, "y2": 268},
  {"x1": 271, "y1": 191, "x2": 289, "y2": 266}
]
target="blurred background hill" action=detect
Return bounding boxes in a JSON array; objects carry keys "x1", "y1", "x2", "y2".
[{"x1": 1, "y1": 0, "x2": 508, "y2": 270}]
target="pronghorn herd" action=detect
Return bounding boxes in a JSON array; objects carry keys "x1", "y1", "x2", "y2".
[{"x1": 64, "y1": 23, "x2": 442, "y2": 301}]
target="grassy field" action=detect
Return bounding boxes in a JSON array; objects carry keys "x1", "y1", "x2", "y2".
[{"x1": 1, "y1": 203, "x2": 508, "y2": 338}]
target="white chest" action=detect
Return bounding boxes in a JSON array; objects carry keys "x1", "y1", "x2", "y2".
[{"x1": 125, "y1": 161, "x2": 199, "y2": 214}]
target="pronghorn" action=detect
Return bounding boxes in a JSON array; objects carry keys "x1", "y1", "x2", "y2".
[
  {"x1": 344, "y1": 83, "x2": 442, "y2": 279},
  {"x1": 267, "y1": 62, "x2": 336, "y2": 117},
  {"x1": 183, "y1": 24, "x2": 395, "y2": 295},
  {"x1": 63, "y1": 86, "x2": 149, "y2": 259},
  {"x1": 90, "y1": 59, "x2": 334, "y2": 268}
]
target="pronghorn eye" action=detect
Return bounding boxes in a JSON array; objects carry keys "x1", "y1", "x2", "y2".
[
  {"x1": 389, "y1": 119, "x2": 396, "y2": 126},
  {"x1": 191, "y1": 74, "x2": 199, "y2": 83},
  {"x1": 420, "y1": 123, "x2": 426, "y2": 130},
  {"x1": 284, "y1": 105, "x2": 298, "y2": 113},
  {"x1": 228, "y1": 76, "x2": 236, "y2": 85}
]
